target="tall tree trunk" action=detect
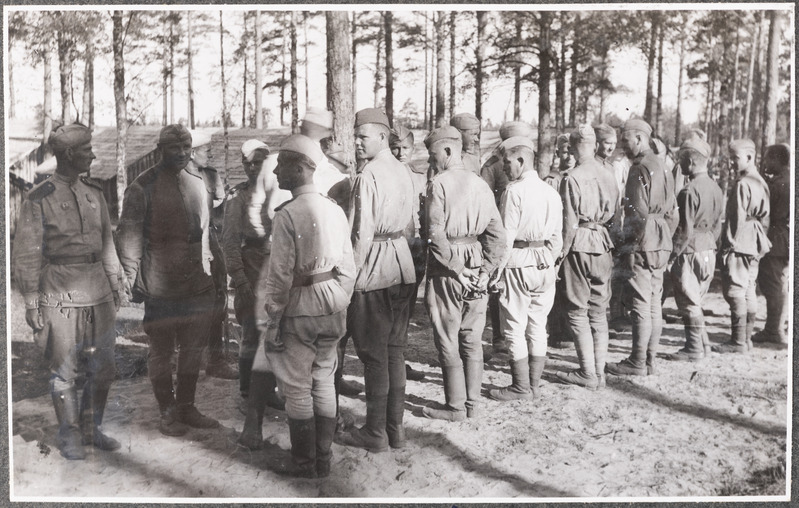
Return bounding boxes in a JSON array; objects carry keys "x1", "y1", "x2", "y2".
[
  {"x1": 169, "y1": 20, "x2": 175, "y2": 124},
  {"x1": 474, "y1": 11, "x2": 486, "y2": 121},
  {"x1": 655, "y1": 24, "x2": 664, "y2": 134},
  {"x1": 385, "y1": 11, "x2": 395, "y2": 125},
  {"x1": 280, "y1": 27, "x2": 286, "y2": 126},
  {"x1": 761, "y1": 10, "x2": 781, "y2": 152},
  {"x1": 290, "y1": 12, "x2": 299, "y2": 133},
  {"x1": 513, "y1": 17, "x2": 522, "y2": 121},
  {"x1": 568, "y1": 14, "x2": 578, "y2": 127},
  {"x1": 643, "y1": 13, "x2": 658, "y2": 125},
  {"x1": 448, "y1": 12, "x2": 456, "y2": 117},
  {"x1": 730, "y1": 17, "x2": 741, "y2": 139},
  {"x1": 373, "y1": 20, "x2": 383, "y2": 108},
  {"x1": 555, "y1": 13, "x2": 566, "y2": 130},
  {"x1": 81, "y1": 48, "x2": 94, "y2": 129},
  {"x1": 43, "y1": 45, "x2": 53, "y2": 143},
  {"x1": 162, "y1": 17, "x2": 168, "y2": 127},
  {"x1": 187, "y1": 11, "x2": 195, "y2": 129},
  {"x1": 9, "y1": 41, "x2": 15, "y2": 119},
  {"x1": 598, "y1": 52, "x2": 608, "y2": 124},
  {"x1": 425, "y1": 13, "x2": 432, "y2": 129},
  {"x1": 57, "y1": 30, "x2": 73, "y2": 124},
  {"x1": 434, "y1": 12, "x2": 446, "y2": 127},
  {"x1": 326, "y1": 12, "x2": 355, "y2": 173},
  {"x1": 351, "y1": 12, "x2": 358, "y2": 109},
  {"x1": 112, "y1": 11, "x2": 127, "y2": 219},
  {"x1": 219, "y1": 11, "x2": 230, "y2": 188},
  {"x1": 674, "y1": 30, "x2": 686, "y2": 145},
  {"x1": 242, "y1": 13, "x2": 248, "y2": 127},
  {"x1": 750, "y1": 12, "x2": 767, "y2": 143},
  {"x1": 255, "y1": 10, "x2": 263, "y2": 129},
  {"x1": 536, "y1": 12, "x2": 553, "y2": 177},
  {"x1": 304, "y1": 12, "x2": 310, "y2": 110},
  {"x1": 717, "y1": 28, "x2": 730, "y2": 153},
  {"x1": 743, "y1": 13, "x2": 761, "y2": 139}
]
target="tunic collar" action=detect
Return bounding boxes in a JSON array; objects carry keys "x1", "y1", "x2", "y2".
[{"x1": 292, "y1": 184, "x2": 319, "y2": 197}]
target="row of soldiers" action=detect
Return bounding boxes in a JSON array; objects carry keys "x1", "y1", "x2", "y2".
[{"x1": 13, "y1": 106, "x2": 788, "y2": 480}]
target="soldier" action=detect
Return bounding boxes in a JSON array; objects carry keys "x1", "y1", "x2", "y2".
[
  {"x1": 337, "y1": 108, "x2": 416, "y2": 452},
  {"x1": 665, "y1": 137, "x2": 723, "y2": 361},
  {"x1": 390, "y1": 124, "x2": 427, "y2": 382},
  {"x1": 753, "y1": 144, "x2": 790, "y2": 345},
  {"x1": 450, "y1": 112, "x2": 482, "y2": 175},
  {"x1": 487, "y1": 136, "x2": 561, "y2": 401},
  {"x1": 553, "y1": 125, "x2": 619, "y2": 390},
  {"x1": 714, "y1": 139, "x2": 771, "y2": 353},
  {"x1": 422, "y1": 126, "x2": 506, "y2": 421},
  {"x1": 606, "y1": 119, "x2": 676, "y2": 377},
  {"x1": 118, "y1": 124, "x2": 220, "y2": 436},
  {"x1": 260, "y1": 134, "x2": 356, "y2": 478},
  {"x1": 13, "y1": 124, "x2": 122, "y2": 460},
  {"x1": 544, "y1": 134, "x2": 576, "y2": 191}
]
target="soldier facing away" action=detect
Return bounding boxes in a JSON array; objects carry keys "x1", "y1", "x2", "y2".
[{"x1": 451, "y1": 112, "x2": 482, "y2": 175}]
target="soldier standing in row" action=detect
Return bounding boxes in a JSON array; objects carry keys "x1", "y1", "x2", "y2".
[
  {"x1": 450, "y1": 112, "x2": 482, "y2": 175},
  {"x1": 487, "y1": 136, "x2": 561, "y2": 401},
  {"x1": 14, "y1": 124, "x2": 122, "y2": 460},
  {"x1": 665, "y1": 137, "x2": 723, "y2": 361},
  {"x1": 422, "y1": 126, "x2": 506, "y2": 421},
  {"x1": 714, "y1": 139, "x2": 771, "y2": 353}
]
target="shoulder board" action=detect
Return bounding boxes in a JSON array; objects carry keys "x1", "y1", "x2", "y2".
[
  {"x1": 227, "y1": 181, "x2": 249, "y2": 197},
  {"x1": 184, "y1": 163, "x2": 203, "y2": 179},
  {"x1": 27, "y1": 180, "x2": 55, "y2": 201},
  {"x1": 80, "y1": 175, "x2": 104, "y2": 190},
  {"x1": 273, "y1": 197, "x2": 296, "y2": 213},
  {"x1": 322, "y1": 193, "x2": 338, "y2": 204}
]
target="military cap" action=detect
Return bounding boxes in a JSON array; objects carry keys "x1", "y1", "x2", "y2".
[
  {"x1": 424, "y1": 126, "x2": 462, "y2": 149},
  {"x1": 48, "y1": 123, "x2": 92, "y2": 152},
  {"x1": 355, "y1": 108, "x2": 391, "y2": 129},
  {"x1": 765, "y1": 143, "x2": 790, "y2": 165},
  {"x1": 556, "y1": 134, "x2": 571, "y2": 147},
  {"x1": 499, "y1": 121, "x2": 534, "y2": 141},
  {"x1": 650, "y1": 137, "x2": 668, "y2": 155},
  {"x1": 688, "y1": 128, "x2": 707, "y2": 141},
  {"x1": 190, "y1": 130, "x2": 212, "y2": 148},
  {"x1": 570, "y1": 124, "x2": 596, "y2": 145},
  {"x1": 500, "y1": 136, "x2": 536, "y2": 154},
  {"x1": 280, "y1": 134, "x2": 326, "y2": 166},
  {"x1": 158, "y1": 124, "x2": 192, "y2": 146},
  {"x1": 303, "y1": 108, "x2": 334, "y2": 130},
  {"x1": 390, "y1": 124, "x2": 414, "y2": 143},
  {"x1": 241, "y1": 139, "x2": 270, "y2": 162},
  {"x1": 729, "y1": 138, "x2": 756, "y2": 154},
  {"x1": 593, "y1": 123, "x2": 617, "y2": 141},
  {"x1": 622, "y1": 119, "x2": 653, "y2": 136},
  {"x1": 450, "y1": 112, "x2": 481, "y2": 131},
  {"x1": 680, "y1": 137, "x2": 711, "y2": 158}
]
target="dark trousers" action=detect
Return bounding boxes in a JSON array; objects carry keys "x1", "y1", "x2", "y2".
[
  {"x1": 207, "y1": 256, "x2": 228, "y2": 358},
  {"x1": 623, "y1": 251, "x2": 669, "y2": 367}
]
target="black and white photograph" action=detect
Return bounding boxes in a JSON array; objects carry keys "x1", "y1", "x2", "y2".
[{"x1": 4, "y1": 3, "x2": 794, "y2": 502}]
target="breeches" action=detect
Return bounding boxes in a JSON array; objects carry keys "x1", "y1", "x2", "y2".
[
  {"x1": 425, "y1": 276, "x2": 487, "y2": 368},
  {"x1": 498, "y1": 266, "x2": 556, "y2": 360},
  {"x1": 671, "y1": 250, "x2": 715, "y2": 319},
  {"x1": 722, "y1": 252, "x2": 760, "y2": 318},
  {"x1": 562, "y1": 251, "x2": 612, "y2": 352}
]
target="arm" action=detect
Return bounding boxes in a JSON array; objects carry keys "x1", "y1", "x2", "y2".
[
  {"x1": 116, "y1": 182, "x2": 146, "y2": 288},
  {"x1": 99, "y1": 191, "x2": 121, "y2": 295},
  {"x1": 559, "y1": 176, "x2": 579, "y2": 260},
  {"x1": 548, "y1": 192, "x2": 564, "y2": 261},
  {"x1": 477, "y1": 188, "x2": 507, "y2": 278},
  {"x1": 495, "y1": 186, "x2": 520, "y2": 272},
  {"x1": 621, "y1": 164, "x2": 650, "y2": 253},
  {"x1": 221, "y1": 195, "x2": 249, "y2": 289},
  {"x1": 13, "y1": 199, "x2": 44, "y2": 311},
  {"x1": 671, "y1": 188, "x2": 693, "y2": 258},
  {"x1": 425, "y1": 179, "x2": 464, "y2": 275},
  {"x1": 348, "y1": 173, "x2": 376, "y2": 271},
  {"x1": 263, "y1": 210, "x2": 296, "y2": 326}
]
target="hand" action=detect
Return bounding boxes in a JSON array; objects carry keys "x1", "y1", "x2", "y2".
[
  {"x1": 113, "y1": 290, "x2": 121, "y2": 311},
  {"x1": 262, "y1": 324, "x2": 285, "y2": 353},
  {"x1": 25, "y1": 308, "x2": 43, "y2": 331},
  {"x1": 456, "y1": 267, "x2": 479, "y2": 292},
  {"x1": 476, "y1": 271, "x2": 490, "y2": 292}
]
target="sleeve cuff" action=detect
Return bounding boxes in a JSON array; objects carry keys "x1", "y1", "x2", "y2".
[{"x1": 23, "y1": 292, "x2": 39, "y2": 310}]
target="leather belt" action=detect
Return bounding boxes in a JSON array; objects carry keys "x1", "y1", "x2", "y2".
[
  {"x1": 578, "y1": 221, "x2": 605, "y2": 231},
  {"x1": 48, "y1": 253, "x2": 99, "y2": 265},
  {"x1": 745, "y1": 216, "x2": 759, "y2": 222},
  {"x1": 513, "y1": 240, "x2": 547, "y2": 249},
  {"x1": 448, "y1": 235, "x2": 478, "y2": 245},
  {"x1": 243, "y1": 237, "x2": 269, "y2": 249},
  {"x1": 292, "y1": 269, "x2": 336, "y2": 288},
  {"x1": 373, "y1": 230, "x2": 404, "y2": 242}
]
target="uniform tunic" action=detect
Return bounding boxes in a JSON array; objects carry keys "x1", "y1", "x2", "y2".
[
  {"x1": 263, "y1": 185, "x2": 355, "y2": 420},
  {"x1": 463, "y1": 152, "x2": 481, "y2": 176},
  {"x1": 480, "y1": 150, "x2": 509, "y2": 207},
  {"x1": 758, "y1": 170, "x2": 789, "y2": 337}
]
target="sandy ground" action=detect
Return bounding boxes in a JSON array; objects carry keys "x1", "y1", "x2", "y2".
[{"x1": 8, "y1": 270, "x2": 789, "y2": 501}]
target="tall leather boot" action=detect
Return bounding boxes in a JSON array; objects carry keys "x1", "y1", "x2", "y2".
[
  {"x1": 80, "y1": 382, "x2": 120, "y2": 451},
  {"x1": 238, "y1": 370, "x2": 270, "y2": 450},
  {"x1": 556, "y1": 318, "x2": 598, "y2": 389},
  {"x1": 337, "y1": 395, "x2": 390, "y2": 452},
  {"x1": 745, "y1": 311, "x2": 757, "y2": 350},
  {"x1": 713, "y1": 312, "x2": 748, "y2": 353},
  {"x1": 423, "y1": 365, "x2": 467, "y2": 421},
  {"x1": 151, "y1": 375, "x2": 188, "y2": 437},
  {"x1": 528, "y1": 355, "x2": 547, "y2": 398},
  {"x1": 488, "y1": 358, "x2": 533, "y2": 401},
  {"x1": 606, "y1": 318, "x2": 648, "y2": 376},
  {"x1": 386, "y1": 388, "x2": 406, "y2": 449},
  {"x1": 593, "y1": 326, "x2": 609, "y2": 389},
  {"x1": 264, "y1": 371, "x2": 286, "y2": 410},
  {"x1": 279, "y1": 418, "x2": 316, "y2": 478},
  {"x1": 315, "y1": 415, "x2": 337, "y2": 478},
  {"x1": 176, "y1": 374, "x2": 219, "y2": 429},
  {"x1": 666, "y1": 315, "x2": 705, "y2": 361},
  {"x1": 463, "y1": 360, "x2": 483, "y2": 418},
  {"x1": 238, "y1": 356, "x2": 254, "y2": 398},
  {"x1": 52, "y1": 386, "x2": 86, "y2": 460}
]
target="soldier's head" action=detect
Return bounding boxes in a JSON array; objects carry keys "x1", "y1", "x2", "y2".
[
  {"x1": 190, "y1": 130, "x2": 213, "y2": 168},
  {"x1": 763, "y1": 143, "x2": 790, "y2": 178},
  {"x1": 158, "y1": 124, "x2": 193, "y2": 170},
  {"x1": 390, "y1": 125, "x2": 415, "y2": 163},
  {"x1": 678, "y1": 138, "x2": 711, "y2": 176},
  {"x1": 594, "y1": 124, "x2": 617, "y2": 160},
  {"x1": 450, "y1": 113, "x2": 481, "y2": 155},
  {"x1": 301, "y1": 108, "x2": 334, "y2": 142},
  {"x1": 556, "y1": 134, "x2": 575, "y2": 171},
  {"x1": 620, "y1": 119, "x2": 652, "y2": 159},
  {"x1": 500, "y1": 137, "x2": 536, "y2": 182},
  {"x1": 424, "y1": 126, "x2": 462, "y2": 174},
  {"x1": 275, "y1": 134, "x2": 325, "y2": 191},
  {"x1": 569, "y1": 124, "x2": 597, "y2": 163},
  {"x1": 49, "y1": 123, "x2": 95, "y2": 176},
  {"x1": 241, "y1": 139, "x2": 270, "y2": 182},
  {"x1": 499, "y1": 121, "x2": 534, "y2": 142},
  {"x1": 728, "y1": 139, "x2": 757, "y2": 174},
  {"x1": 354, "y1": 108, "x2": 391, "y2": 162}
]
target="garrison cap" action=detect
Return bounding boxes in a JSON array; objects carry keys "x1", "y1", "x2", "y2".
[
  {"x1": 764, "y1": 143, "x2": 790, "y2": 165},
  {"x1": 390, "y1": 124, "x2": 414, "y2": 144},
  {"x1": 450, "y1": 113, "x2": 481, "y2": 131},
  {"x1": 190, "y1": 130, "x2": 212, "y2": 148},
  {"x1": 688, "y1": 128, "x2": 707, "y2": 141},
  {"x1": 622, "y1": 119, "x2": 653, "y2": 136},
  {"x1": 500, "y1": 136, "x2": 536, "y2": 153},
  {"x1": 355, "y1": 108, "x2": 391, "y2": 129},
  {"x1": 570, "y1": 124, "x2": 596, "y2": 145},
  {"x1": 303, "y1": 108, "x2": 334, "y2": 130},
  {"x1": 593, "y1": 123, "x2": 617, "y2": 141},
  {"x1": 729, "y1": 138, "x2": 756, "y2": 154},
  {"x1": 158, "y1": 124, "x2": 192, "y2": 146},
  {"x1": 680, "y1": 137, "x2": 711, "y2": 158},
  {"x1": 280, "y1": 134, "x2": 326, "y2": 167},
  {"x1": 48, "y1": 123, "x2": 92, "y2": 153},
  {"x1": 556, "y1": 134, "x2": 571, "y2": 147},
  {"x1": 499, "y1": 121, "x2": 534, "y2": 141},
  {"x1": 241, "y1": 139, "x2": 270, "y2": 162},
  {"x1": 424, "y1": 126, "x2": 461, "y2": 149}
]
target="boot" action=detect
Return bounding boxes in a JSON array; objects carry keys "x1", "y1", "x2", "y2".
[
  {"x1": 607, "y1": 319, "x2": 648, "y2": 376},
  {"x1": 464, "y1": 360, "x2": 483, "y2": 418},
  {"x1": 238, "y1": 356, "x2": 254, "y2": 398},
  {"x1": 265, "y1": 372, "x2": 286, "y2": 411},
  {"x1": 646, "y1": 351, "x2": 656, "y2": 375},
  {"x1": 338, "y1": 379, "x2": 363, "y2": 397},
  {"x1": 238, "y1": 370, "x2": 269, "y2": 450},
  {"x1": 423, "y1": 366, "x2": 467, "y2": 421},
  {"x1": 279, "y1": 418, "x2": 316, "y2": 478},
  {"x1": 152, "y1": 375, "x2": 188, "y2": 437},
  {"x1": 528, "y1": 356, "x2": 547, "y2": 398},
  {"x1": 605, "y1": 358, "x2": 647, "y2": 376},
  {"x1": 315, "y1": 415, "x2": 337, "y2": 478},
  {"x1": 80, "y1": 384, "x2": 120, "y2": 451},
  {"x1": 745, "y1": 311, "x2": 757, "y2": 350},
  {"x1": 386, "y1": 388, "x2": 406, "y2": 449},
  {"x1": 488, "y1": 358, "x2": 533, "y2": 401},
  {"x1": 405, "y1": 364, "x2": 426, "y2": 381},
  {"x1": 713, "y1": 313, "x2": 748, "y2": 354},
  {"x1": 666, "y1": 316, "x2": 705, "y2": 362},
  {"x1": 337, "y1": 395, "x2": 389, "y2": 452},
  {"x1": 593, "y1": 329, "x2": 608, "y2": 390},
  {"x1": 556, "y1": 322, "x2": 598, "y2": 390},
  {"x1": 177, "y1": 404, "x2": 220, "y2": 429},
  {"x1": 206, "y1": 353, "x2": 239, "y2": 380},
  {"x1": 52, "y1": 387, "x2": 86, "y2": 460}
]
